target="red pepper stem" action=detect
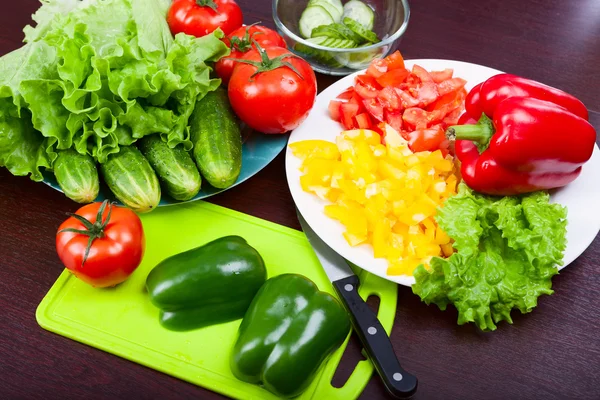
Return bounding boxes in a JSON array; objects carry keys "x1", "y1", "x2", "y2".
[{"x1": 446, "y1": 114, "x2": 495, "y2": 145}]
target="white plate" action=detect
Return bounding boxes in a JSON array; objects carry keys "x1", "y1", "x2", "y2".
[{"x1": 286, "y1": 59, "x2": 600, "y2": 286}]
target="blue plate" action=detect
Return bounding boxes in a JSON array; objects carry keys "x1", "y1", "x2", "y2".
[{"x1": 42, "y1": 127, "x2": 288, "y2": 206}]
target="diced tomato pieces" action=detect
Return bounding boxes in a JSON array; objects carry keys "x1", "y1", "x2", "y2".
[
  {"x1": 414, "y1": 82, "x2": 440, "y2": 107},
  {"x1": 407, "y1": 126, "x2": 446, "y2": 153},
  {"x1": 442, "y1": 107, "x2": 463, "y2": 125},
  {"x1": 430, "y1": 69, "x2": 454, "y2": 83},
  {"x1": 376, "y1": 68, "x2": 410, "y2": 88},
  {"x1": 363, "y1": 98, "x2": 384, "y2": 122},
  {"x1": 402, "y1": 108, "x2": 429, "y2": 130},
  {"x1": 377, "y1": 87, "x2": 401, "y2": 110},
  {"x1": 411, "y1": 65, "x2": 433, "y2": 82},
  {"x1": 437, "y1": 78, "x2": 467, "y2": 96},
  {"x1": 329, "y1": 100, "x2": 343, "y2": 121},
  {"x1": 354, "y1": 82, "x2": 379, "y2": 99},
  {"x1": 384, "y1": 110, "x2": 403, "y2": 132},
  {"x1": 340, "y1": 103, "x2": 360, "y2": 130},
  {"x1": 337, "y1": 87, "x2": 355, "y2": 100},
  {"x1": 354, "y1": 112, "x2": 372, "y2": 129},
  {"x1": 429, "y1": 88, "x2": 466, "y2": 111},
  {"x1": 366, "y1": 58, "x2": 388, "y2": 78},
  {"x1": 383, "y1": 51, "x2": 406, "y2": 70},
  {"x1": 394, "y1": 88, "x2": 420, "y2": 109},
  {"x1": 356, "y1": 74, "x2": 382, "y2": 90}
]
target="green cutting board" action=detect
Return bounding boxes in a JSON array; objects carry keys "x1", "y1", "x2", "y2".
[{"x1": 36, "y1": 201, "x2": 398, "y2": 400}]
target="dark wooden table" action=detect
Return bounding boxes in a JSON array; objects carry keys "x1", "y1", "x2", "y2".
[{"x1": 2, "y1": 1, "x2": 599, "y2": 399}]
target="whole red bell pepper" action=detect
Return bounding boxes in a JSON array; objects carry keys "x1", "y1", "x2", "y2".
[{"x1": 448, "y1": 75, "x2": 596, "y2": 196}]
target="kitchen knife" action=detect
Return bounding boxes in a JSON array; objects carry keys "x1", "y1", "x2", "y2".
[{"x1": 297, "y1": 210, "x2": 418, "y2": 399}]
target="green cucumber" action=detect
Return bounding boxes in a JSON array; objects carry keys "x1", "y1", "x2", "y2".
[
  {"x1": 293, "y1": 42, "x2": 343, "y2": 68},
  {"x1": 343, "y1": 17, "x2": 379, "y2": 43},
  {"x1": 334, "y1": 44, "x2": 382, "y2": 69},
  {"x1": 342, "y1": 0, "x2": 375, "y2": 30},
  {"x1": 100, "y1": 146, "x2": 161, "y2": 213},
  {"x1": 299, "y1": 5, "x2": 335, "y2": 38},
  {"x1": 53, "y1": 149, "x2": 99, "y2": 204},
  {"x1": 311, "y1": 24, "x2": 347, "y2": 40},
  {"x1": 189, "y1": 87, "x2": 242, "y2": 190},
  {"x1": 308, "y1": 0, "x2": 343, "y2": 22},
  {"x1": 138, "y1": 135, "x2": 201, "y2": 201},
  {"x1": 308, "y1": 37, "x2": 358, "y2": 49}
]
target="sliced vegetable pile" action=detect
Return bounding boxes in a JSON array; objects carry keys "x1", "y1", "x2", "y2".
[
  {"x1": 329, "y1": 51, "x2": 468, "y2": 154},
  {"x1": 290, "y1": 126, "x2": 459, "y2": 276},
  {"x1": 290, "y1": 51, "x2": 597, "y2": 330}
]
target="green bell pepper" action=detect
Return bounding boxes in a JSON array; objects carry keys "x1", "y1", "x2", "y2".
[
  {"x1": 145, "y1": 236, "x2": 267, "y2": 331},
  {"x1": 230, "y1": 273, "x2": 351, "y2": 398}
]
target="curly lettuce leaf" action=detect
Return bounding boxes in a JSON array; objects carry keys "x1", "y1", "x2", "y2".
[
  {"x1": 412, "y1": 183, "x2": 568, "y2": 331},
  {"x1": 1, "y1": 0, "x2": 228, "y2": 180}
]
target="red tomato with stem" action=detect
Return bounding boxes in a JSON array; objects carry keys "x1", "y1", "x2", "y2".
[
  {"x1": 228, "y1": 45, "x2": 317, "y2": 134},
  {"x1": 56, "y1": 200, "x2": 145, "y2": 288},
  {"x1": 167, "y1": 0, "x2": 243, "y2": 38},
  {"x1": 216, "y1": 24, "x2": 288, "y2": 84}
]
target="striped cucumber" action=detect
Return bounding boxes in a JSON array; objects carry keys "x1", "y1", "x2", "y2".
[
  {"x1": 100, "y1": 146, "x2": 161, "y2": 213},
  {"x1": 138, "y1": 135, "x2": 201, "y2": 201},
  {"x1": 189, "y1": 87, "x2": 242, "y2": 189},
  {"x1": 53, "y1": 149, "x2": 100, "y2": 204}
]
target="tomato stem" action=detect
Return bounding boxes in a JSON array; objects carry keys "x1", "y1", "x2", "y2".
[
  {"x1": 229, "y1": 22, "x2": 263, "y2": 53},
  {"x1": 196, "y1": 0, "x2": 218, "y2": 11},
  {"x1": 58, "y1": 199, "x2": 114, "y2": 267},
  {"x1": 233, "y1": 40, "x2": 305, "y2": 80}
]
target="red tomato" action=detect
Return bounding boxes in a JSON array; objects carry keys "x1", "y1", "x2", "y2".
[
  {"x1": 407, "y1": 127, "x2": 447, "y2": 152},
  {"x1": 56, "y1": 201, "x2": 145, "y2": 288},
  {"x1": 414, "y1": 82, "x2": 440, "y2": 107},
  {"x1": 437, "y1": 78, "x2": 467, "y2": 96},
  {"x1": 216, "y1": 25, "x2": 288, "y2": 84},
  {"x1": 340, "y1": 103, "x2": 360, "y2": 130},
  {"x1": 363, "y1": 98, "x2": 384, "y2": 122},
  {"x1": 376, "y1": 68, "x2": 410, "y2": 87},
  {"x1": 354, "y1": 113, "x2": 372, "y2": 129},
  {"x1": 167, "y1": 0, "x2": 243, "y2": 38},
  {"x1": 354, "y1": 82, "x2": 378, "y2": 99},
  {"x1": 385, "y1": 111, "x2": 404, "y2": 132},
  {"x1": 384, "y1": 51, "x2": 406, "y2": 70},
  {"x1": 411, "y1": 65, "x2": 434, "y2": 82},
  {"x1": 430, "y1": 69, "x2": 454, "y2": 83},
  {"x1": 355, "y1": 74, "x2": 381, "y2": 90},
  {"x1": 336, "y1": 87, "x2": 355, "y2": 100},
  {"x1": 366, "y1": 58, "x2": 388, "y2": 78},
  {"x1": 329, "y1": 100, "x2": 344, "y2": 121},
  {"x1": 228, "y1": 46, "x2": 317, "y2": 134}
]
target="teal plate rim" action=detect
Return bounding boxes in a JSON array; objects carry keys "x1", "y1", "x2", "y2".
[{"x1": 41, "y1": 129, "x2": 289, "y2": 207}]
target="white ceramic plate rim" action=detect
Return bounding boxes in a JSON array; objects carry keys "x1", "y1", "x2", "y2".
[{"x1": 286, "y1": 58, "x2": 600, "y2": 286}]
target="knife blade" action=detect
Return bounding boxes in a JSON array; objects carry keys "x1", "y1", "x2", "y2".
[{"x1": 297, "y1": 210, "x2": 418, "y2": 399}]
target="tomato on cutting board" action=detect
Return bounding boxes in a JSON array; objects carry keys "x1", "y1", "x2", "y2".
[
  {"x1": 329, "y1": 51, "x2": 467, "y2": 154},
  {"x1": 167, "y1": 0, "x2": 243, "y2": 37},
  {"x1": 56, "y1": 200, "x2": 145, "y2": 288},
  {"x1": 228, "y1": 45, "x2": 317, "y2": 134},
  {"x1": 216, "y1": 24, "x2": 288, "y2": 84}
]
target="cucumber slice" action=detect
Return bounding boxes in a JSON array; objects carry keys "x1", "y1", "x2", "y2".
[
  {"x1": 333, "y1": 46, "x2": 381, "y2": 69},
  {"x1": 343, "y1": 17, "x2": 379, "y2": 44},
  {"x1": 308, "y1": 0, "x2": 344, "y2": 22},
  {"x1": 299, "y1": 5, "x2": 335, "y2": 38},
  {"x1": 293, "y1": 42, "x2": 343, "y2": 68},
  {"x1": 342, "y1": 0, "x2": 375, "y2": 30},
  {"x1": 308, "y1": 37, "x2": 358, "y2": 49}
]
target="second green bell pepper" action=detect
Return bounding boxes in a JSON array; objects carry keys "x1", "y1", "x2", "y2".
[
  {"x1": 230, "y1": 273, "x2": 351, "y2": 398},
  {"x1": 145, "y1": 236, "x2": 267, "y2": 331}
]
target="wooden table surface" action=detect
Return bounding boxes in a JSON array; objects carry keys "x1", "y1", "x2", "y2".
[{"x1": 1, "y1": 1, "x2": 599, "y2": 399}]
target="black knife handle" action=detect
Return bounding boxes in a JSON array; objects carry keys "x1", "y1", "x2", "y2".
[{"x1": 333, "y1": 275, "x2": 418, "y2": 399}]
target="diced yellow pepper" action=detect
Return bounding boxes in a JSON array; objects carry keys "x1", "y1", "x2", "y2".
[{"x1": 289, "y1": 140, "x2": 340, "y2": 161}]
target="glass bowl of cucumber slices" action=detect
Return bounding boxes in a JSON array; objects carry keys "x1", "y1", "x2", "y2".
[{"x1": 273, "y1": 0, "x2": 410, "y2": 75}]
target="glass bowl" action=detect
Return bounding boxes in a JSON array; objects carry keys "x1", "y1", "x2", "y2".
[{"x1": 272, "y1": 0, "x2": 410, "y2": 76}]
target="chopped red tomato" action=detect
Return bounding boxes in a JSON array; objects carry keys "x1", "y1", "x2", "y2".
[
  {"x1": 407, "y1": 126, "x2": 447, "y2": 152},
  {"x1": 376, "y1": 68, "x2": 410, "y2": 88},
  {"x1": 328, "y1": 51, "x2": 468, "y2": 155},
  {"x1": 412, "y1": 65, "x2": 433, "y2": 82},
  {"x1": 337, "y1": 87, "x2": 355, "y2": 100},
  {"x1": 363, "y1": 98, "x2": 384, "y2": 122},
  {"x1": 340, "y1": 103, "x2": 360, "y2": 130},
  {"x1": 430, "y1": 69, "x2": 454, "y2": 83},
  {"x1": 437, "y1": 78, "x2": 467, "y2": 96},
  {"x1": 354, "y1": 113, "x2": 372, "y2": 129},
  {"x1": 329, "y1": 100, "x2": 343, "y2": 121}
]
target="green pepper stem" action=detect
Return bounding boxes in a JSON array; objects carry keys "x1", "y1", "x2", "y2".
[{"x1": 446, "y1": 114, "x2": 495, "y2": 146}]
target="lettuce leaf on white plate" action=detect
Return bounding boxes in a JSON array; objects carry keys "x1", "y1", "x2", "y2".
[
  {"x1": 412, "y1": 183, "x2": 568, "y2": 331},
  {"x1": 0, "y1": 0, "x2": 228, "y2": 181}
]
